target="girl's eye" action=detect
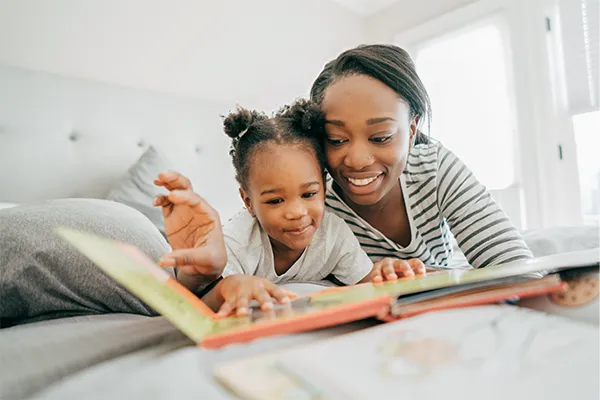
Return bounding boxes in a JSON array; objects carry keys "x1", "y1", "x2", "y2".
[
  {"x1": 266, "y1": 198, "x2": 283, "y2": 205},
  {"x1": 302, "y1": 191, "x2": 318, "y2": 198},
  {"x1": 371, "y1": 135, "x2": 393, "y2": 144},
  {"x1": 326, "y1": 137, "x2": 347, "y2": 146}
]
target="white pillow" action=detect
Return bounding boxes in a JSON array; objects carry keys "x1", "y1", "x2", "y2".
[{"x1": 106, "y1": 146, "x2": 171, "y2": 235}]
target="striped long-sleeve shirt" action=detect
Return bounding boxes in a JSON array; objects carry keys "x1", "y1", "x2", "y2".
[{"x1": 325, "y1": 141, "x2": 533, "y2": 269}]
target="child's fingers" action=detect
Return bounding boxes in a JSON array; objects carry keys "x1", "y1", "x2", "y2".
[
  {"x1": 265, "y1": 283, "x2": 296, "y2": 305},
  {"x1": 234, "y1": 284, "x2": 254, "y2": 316},
  {"x1": 235, "y1": 297, "x2": 250, "y2": 317},
  {"x1": 166, "y1": 190, "x2": 203, "y2": 207},
  {"x1": 153, "y1": 194, "x2": 171, "y2": 207},
  {"x1": 158, "y1": 249, "x2": 215, "y2": 273},
  {"x1": 253, "y1": 285, "x2": 274, "y2": 312},
  {"x1": 154, "y1": 170, "x2": 193, "y2": 191},
  {"x1": 166, "y1": 191, "x2": 217, "y2": 217},
  {"x1": 408, "y1": 258, "x2": 427, "y2": 276},
  {"x1": 216, "y1": 297, "x2": 236, "y2": 318}
]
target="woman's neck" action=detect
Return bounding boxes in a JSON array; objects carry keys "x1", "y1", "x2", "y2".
[
  {"x1": 334, "y1": 179, "x2": 403, "y2": 222},
  {"x1": 334, "y1": 179, "x2": 412, "y2": 246}
]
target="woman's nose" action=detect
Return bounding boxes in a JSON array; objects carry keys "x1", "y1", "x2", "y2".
[{"x1": 344, "y1": 143, "x2": 374, "y2": 170}]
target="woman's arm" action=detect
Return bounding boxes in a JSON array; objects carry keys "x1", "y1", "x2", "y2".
[{"x1": 436, "y1": 147, "x2": 533, "y2": 268}]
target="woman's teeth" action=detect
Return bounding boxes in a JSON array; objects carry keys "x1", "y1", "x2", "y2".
[{"x1": 348, "y1": 175, "x2": 379, "y2": 186}]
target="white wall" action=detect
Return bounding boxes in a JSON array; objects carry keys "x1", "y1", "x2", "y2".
[
  {"x1": 364, "y1": 0, "x2": 478, "y2": 43},
  {"x1": 0, "y1": 0, "x2": 365, "y2": 112}
]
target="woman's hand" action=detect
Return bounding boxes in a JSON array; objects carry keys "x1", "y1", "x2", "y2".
[
  {"x1": 154, "y1": 170, "x2": 227, "y2": 285},
  {"x1": 365, "y1": 258, "x2": 426, "y2": 283},
  {"x1": 214, "y1": 275, "x2": 298, "y2": 317}
]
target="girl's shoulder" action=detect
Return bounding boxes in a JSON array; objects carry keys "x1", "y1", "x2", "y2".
[{"x1": 222, "y1": 209, "x2": 262, "y2": 249}]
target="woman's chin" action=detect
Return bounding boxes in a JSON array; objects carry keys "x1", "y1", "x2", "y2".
[{"x1": 339, "y1": 181, "x2": 385, "y2": 207}]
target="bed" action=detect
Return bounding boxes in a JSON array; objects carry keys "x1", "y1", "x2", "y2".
[{"x1": 0, "y1": 65, "x2": 598, "y2": 400}]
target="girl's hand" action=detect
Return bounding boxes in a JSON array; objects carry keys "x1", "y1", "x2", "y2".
[
  {"x1": 154, "y1": 170, "x2": 226, "y2": 282},
  {"x1": 215, "y1": 275, "x2": 298, "y2": 317},
  {"x1": 367, "y1": 258, "x2": 427, "y2": 283}
]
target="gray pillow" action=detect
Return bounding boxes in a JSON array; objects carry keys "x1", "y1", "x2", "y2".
[
  {"x1": 107, "y1": 146, "x2": 171, "y2": 235},
  {"x1": 0, "y1": 198, "x2": 173, "y2": 327}
]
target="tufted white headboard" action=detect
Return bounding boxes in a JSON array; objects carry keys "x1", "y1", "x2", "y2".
[{"x1": 0, "y1": 65, "x2": 242, "y2": 220}]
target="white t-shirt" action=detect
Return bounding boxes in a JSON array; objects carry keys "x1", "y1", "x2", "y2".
[{"x1": 222, "y1": 210, "x2": 372, "y2": 285}]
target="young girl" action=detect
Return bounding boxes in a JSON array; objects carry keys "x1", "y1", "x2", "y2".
[{"x1": 154, "y1": 99, "x2": 425, "y2": 317}]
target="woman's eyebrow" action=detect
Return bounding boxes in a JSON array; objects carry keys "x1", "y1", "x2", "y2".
[
  {"x1": 366, "y1": 117, "x2": 396, "y2": 125},
  {"x1": 325, "y1": 117, "x2": 396, "y2": 126}
]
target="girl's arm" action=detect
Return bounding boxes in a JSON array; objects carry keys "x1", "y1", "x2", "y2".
[{"x1": 436, "y1": 147, "x2": 533, "y2": 268}]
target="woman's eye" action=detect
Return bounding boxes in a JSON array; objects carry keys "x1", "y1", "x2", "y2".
[
  {"x1": 371, "y1": 135, "x2": 393, "y2": 144},
  {"x1": 326, "y1": 137, "x2": 347, "y2": 146},
  {"x1": 302, "y1": 191, "x2": 318, "y2": 198},
  {"x1": 266, "y1": 198, "x2": 283, "y2": 205}
]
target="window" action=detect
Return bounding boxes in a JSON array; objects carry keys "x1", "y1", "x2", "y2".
[
  {"x1": 556, "y1": 0, "x2": 599, "y2": 224},
  {"x1": 572, "y1": 111, "x2": 599, "y2": 224},
  {"x1": 412, "y1": 19, "x2": 518, "y2": 192}
]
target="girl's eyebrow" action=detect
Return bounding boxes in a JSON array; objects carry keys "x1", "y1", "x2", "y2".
[
  {"x1": 260, "y1": 187, "x2": 281, "y2": 196},
  {"x1": 302, "y1": 181, "x2": 320, "y2": 188},
  {"x1": 260, "y1": 181, "x2": 320, "y2": 196}
]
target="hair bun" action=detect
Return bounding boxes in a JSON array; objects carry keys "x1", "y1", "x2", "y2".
[
  {"x1": 278, "y1": 99, "x2": 325, "y2": 136},
  {"x1": 223, "y1": 107, "x2": 266, "y2": 139}
]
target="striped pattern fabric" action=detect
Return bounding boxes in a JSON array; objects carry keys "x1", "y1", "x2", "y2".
[{"x1": 325, "y1": 141, "x2": 533, "y2": 269}]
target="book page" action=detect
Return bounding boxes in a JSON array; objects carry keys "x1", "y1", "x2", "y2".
[
  {"x1": 214, "y1": 305, "x2": 599, "y2": 400},
  {"x1": 56, "y1": 227, "x2": 214, "y2": 342}
]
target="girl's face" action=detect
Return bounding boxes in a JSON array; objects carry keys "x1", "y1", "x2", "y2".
[
  {"x1": 321, "y1": 74, "x2": 418, "y2": 207},
  {"x1": 240, "y1": 143, "x2": 325, "y2": 253}
]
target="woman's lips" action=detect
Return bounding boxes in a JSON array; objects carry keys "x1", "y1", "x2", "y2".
[{"x1": 344, "y1": 173, "x2": 383, "y2": 195}]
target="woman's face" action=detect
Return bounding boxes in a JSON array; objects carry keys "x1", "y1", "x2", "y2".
[{"x1": 321, "y1": 74, "x2": 418, "y2": 206}]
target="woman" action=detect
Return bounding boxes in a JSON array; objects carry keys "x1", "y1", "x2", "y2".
[{"x1": 310, "y1": 44, "x2": 532, "y2": 269}]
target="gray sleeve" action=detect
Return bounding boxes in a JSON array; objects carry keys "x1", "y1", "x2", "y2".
[{"x1": 436, "y1": 147, "x2": 533, "y2": 268}]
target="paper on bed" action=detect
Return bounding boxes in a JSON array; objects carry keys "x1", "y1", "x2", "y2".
[{"x1": 214, "y1": 305, "x2": 600, "y2": 400}]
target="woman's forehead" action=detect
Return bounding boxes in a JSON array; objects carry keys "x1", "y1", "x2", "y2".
[{"x1": 322, "y1": 75, "x2": 410, "y2": 119}]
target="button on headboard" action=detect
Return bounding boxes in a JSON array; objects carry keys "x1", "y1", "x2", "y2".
[{"x1": 0, "y1": 65, "x2": 242, "y2": 219}]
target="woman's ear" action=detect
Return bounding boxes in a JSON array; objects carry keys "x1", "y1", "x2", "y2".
[
  {"x1": 409, "y1": 114, "x2": 420, "y2": 146},
  {"x1": 239, "y1": 187, "x2": 255, "y2": 217}
]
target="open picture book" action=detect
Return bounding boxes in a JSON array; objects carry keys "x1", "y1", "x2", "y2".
[{"x1": 56, "y1": 227, "x2": 599, "y2": 348}]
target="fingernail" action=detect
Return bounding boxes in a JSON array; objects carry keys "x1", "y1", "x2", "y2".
[
  {"x1": 281, "y1": 296, "x2": 290, "y2": 303},
  {"x1": 159, "y1": 257, "x2": 175, "y2": 266},
  {"x1": 238, "y1": 307, "x2": 247, "y2": 314},
  {"x1": 389, "y1": 273, "x2": 398, "y2": 279}
]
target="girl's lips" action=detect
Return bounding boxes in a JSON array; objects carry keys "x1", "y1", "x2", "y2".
[{"x1": 284, "y1": 224, "x2": 312, "y2": 236}]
